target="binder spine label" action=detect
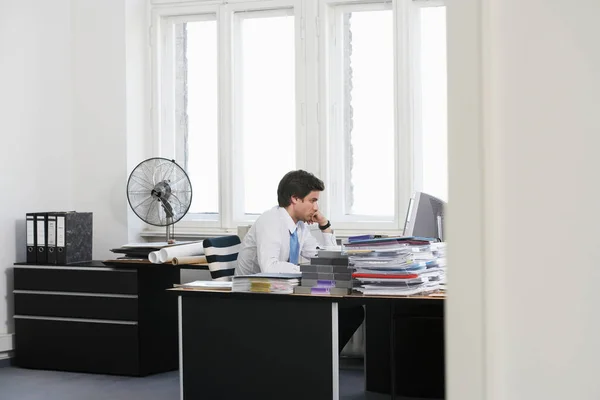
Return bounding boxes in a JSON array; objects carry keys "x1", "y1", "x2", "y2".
[
  {"x1": 48, "y1": 219, "x2": 56, "y2": 246},
  {"x1": 27, "y1": 219, "x2": 34, "y2": 246},
  {"x1": 57, "y1": 216, "x2": 65, "y2": 247},
  {"x1": 36, "y1": 219, "x2": 45, "y2": 246}
]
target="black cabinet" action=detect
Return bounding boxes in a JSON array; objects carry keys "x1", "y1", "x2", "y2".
[
  {"x1": 13, "y1": 261, "x2": 180, "y2": 376},
  {"x1": 365, "y1": 300, "x2": 445, "y2": 398}
]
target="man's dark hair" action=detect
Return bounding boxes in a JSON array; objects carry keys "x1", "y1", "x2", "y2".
[{"x1": 277, "y1": 170, "x2": 325, "y2": 207}]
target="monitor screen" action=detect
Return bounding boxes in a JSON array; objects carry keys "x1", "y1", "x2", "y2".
[{"x1": 403, "y1": 191, "x2": 446, "y2": 241}]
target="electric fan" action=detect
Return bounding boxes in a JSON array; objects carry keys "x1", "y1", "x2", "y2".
[{"x1": 126, "y1": 157, "x2": 193, "y2": 242}]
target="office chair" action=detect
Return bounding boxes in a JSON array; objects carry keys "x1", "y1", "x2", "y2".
[{"x1": 203, "y1": 235, "x2": 242, "y2": 281}]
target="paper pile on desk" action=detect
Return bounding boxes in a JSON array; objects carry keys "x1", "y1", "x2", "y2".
[
  {"x1": 174, "y1": 280, "x2": 232, "y2": 291},
  {"x1": 343, "y1": 237, "x2": 446, "y2": 296},
  {"x1": 232, "y1": 273, "x2": 301, "y2": 294}
]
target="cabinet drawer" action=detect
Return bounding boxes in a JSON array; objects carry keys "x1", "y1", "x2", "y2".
[
  {"x1": 14, "y1": 292, "x2": 138, "y2": 321},
  {"x1": 15, "y1": 318, "x2": 140, "y2": 376},
  {"x1": 14, "y1": 267, "x2": 137, "y2": 294}
]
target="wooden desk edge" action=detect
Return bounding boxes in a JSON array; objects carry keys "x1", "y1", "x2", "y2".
[
  {"x1": 103, "y1": 260, "x2": 210, "y2": 269},
  {"x1": 167, "y1": 287, "x2": 445, "y2": 300}
]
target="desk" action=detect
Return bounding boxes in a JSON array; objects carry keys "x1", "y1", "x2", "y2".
[{"x1": 173, "y1": 289, "x2": 444, "y2": 400}]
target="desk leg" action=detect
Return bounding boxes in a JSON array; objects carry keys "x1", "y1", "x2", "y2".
[
  {"x1": 179, "y1": 296, "x2": 339, "y2": 400},
  {"x1": 178, "y1": 296, "x2": 183, "y2": 400},
  {"x1": 390, "y1": 303, "x2": 396, "y2": 400},
  {"x1": 332, "y1": 303, "x2": 339, "y2": 400}
]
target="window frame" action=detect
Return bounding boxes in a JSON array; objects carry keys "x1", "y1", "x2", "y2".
[
  {"x1": 319, "y1": 0, "x2": 413, "y2": 232},
  {"x1": 151, "y1": 4, "x2": 222, "y2": 229},
  {"x1": 228, "y1": 1, "x2": 306, "y2": 226},
  {"x1": 151, "y1": 0, "x2": 305, "y2": 235},
  {"x1": 411, "y1": 0, "x2": 448, "y2": 201},
  {"x1": 148, "y1": 0, "x2": 447, "y2": 237}
]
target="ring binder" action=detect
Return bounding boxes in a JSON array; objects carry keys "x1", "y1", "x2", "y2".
[
  {"x1": 35, "y1": 213, "x2": 47, "y2": 264},
  {"x1": 26, "y1": 213, "x2": 36, "y2": 264},
  {"x1": 47, "y1": 213, "x2": 57, "y2": 264}
]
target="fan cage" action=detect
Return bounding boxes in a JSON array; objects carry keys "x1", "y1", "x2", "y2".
[{"x1": 126, "y1": 157, "x2": 193, "y2": 227}]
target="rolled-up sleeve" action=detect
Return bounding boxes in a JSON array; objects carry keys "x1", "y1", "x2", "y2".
[{"x1": 300, "y1": 228, "x2": 337, "y2": 260}]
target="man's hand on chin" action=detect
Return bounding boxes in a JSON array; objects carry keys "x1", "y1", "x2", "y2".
[{"x1": 309, "y1": 211, "x2": 328, "y2": 226}]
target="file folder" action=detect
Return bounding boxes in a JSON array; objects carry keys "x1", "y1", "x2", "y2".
[
  {"x1": 56, "y1": 212, "x2": 93, "y2": 265},
  {"x1": 26, "y1": 213, "x2": 36, "y2": 264},
  {"x1": 46, "y1": 213, "x2": 57, "y2": 264},
  {"x1": 35, "y1": 213, "x2": 47, "y2": 264}
]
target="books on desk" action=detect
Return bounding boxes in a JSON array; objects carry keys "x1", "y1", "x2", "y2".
[
  {"x1": 343, "y1": 237, "x2": 446, "y2": 296},
  {"x1": 296, "y1": 250, "x2": 352, "y2": 295},
  {"x1": 232, "y1": 273, "x2": 301, "y2": 294}
]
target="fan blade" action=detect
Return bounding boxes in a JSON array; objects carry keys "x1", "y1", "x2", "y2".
[
  {"x1": 144, "y1": 198, "x2": 161, "y2": 225},
  {"x1": 167, "y1": 174, "x2": 191, "y2": 190},
  {"x1": 132, "y1": 196, "x2": 154, "y2": 211},
  {"x1": 129, "y1": 174, "x2": 154, "y2": 191},
  {"x1": 141, "y1": 160, "x2": 158, "y2": 185}
]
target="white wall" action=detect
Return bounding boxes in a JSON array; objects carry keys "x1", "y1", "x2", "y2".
[
  {"x1": 125, "y1": 0, "x2": 152, "y2": 243},
  {"x1": 71, "y1": 0, "x2": 130, "y2": 258},
  {"x1": 448, "y1": 1, "x2": 600, "y2": 399},
  {"x1": 0, "y1": 0, "x2": 74, "y2": 355},
  {"x1": 0, "y1": 0, "x2": 150, "y2": 358},
  {"x1": 71, "y1": 0, "x2": 151, "y2": 253}
]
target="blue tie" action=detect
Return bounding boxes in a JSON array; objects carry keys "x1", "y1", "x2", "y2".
[{"x1": 289, "y1": 230, "x2": 299, "y2": 265}]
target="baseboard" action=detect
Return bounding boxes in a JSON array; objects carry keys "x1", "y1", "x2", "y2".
[
  {"x1": 0, "y1": 352, "x2": 14, "y2": 368},
  {"x1": 0, "y1": 334, "x2": 15, "y2": 354}
]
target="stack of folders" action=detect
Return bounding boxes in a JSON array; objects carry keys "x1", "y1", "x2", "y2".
[
  {"x1": 25, "y1": 211, "x2": 93, "y2": 265},
  {"x1": 343, "y1": 236, "x2": 446, "y2": 296},
  {"x1": 294, "y1": 249, "x2": 351, "y2": 295},
  {"x1": 232, "y1": 273, "x2": 301, "y2": 294}
]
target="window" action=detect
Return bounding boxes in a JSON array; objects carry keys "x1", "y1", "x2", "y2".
[
  {"x1": 414, "y1": 3, "x2": 447, "y2": 202},
  {"x1": 156, "y1": 11, "x2": 220, "y2": 224},
  {"x1": 233, "y1": 9, "x2": 297, "y2": 217},
  {"x1": 327, "y1": 3, "x2": 396, "y2": 227},
  {"x1": 151, "y1": 0, "x2": 447, "y2": 234}
]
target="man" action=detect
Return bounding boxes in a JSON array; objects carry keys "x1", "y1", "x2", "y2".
[
  {"x1": 236, "y1": 170, "x2": 335, "y2": 274},
  {"x1": 236, "y1": 170, "x2": 364, "y2": 352}
]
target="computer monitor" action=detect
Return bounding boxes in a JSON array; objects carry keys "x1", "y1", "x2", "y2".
[{"x1": 403, "y1": 191, "x2": 446, "y2": 241}]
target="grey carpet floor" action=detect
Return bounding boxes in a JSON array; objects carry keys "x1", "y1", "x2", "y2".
[{"x1": 0, "y1": 364, "x2": 438, "y2": 400}]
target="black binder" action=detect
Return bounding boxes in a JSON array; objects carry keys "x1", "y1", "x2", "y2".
[
  {"x1": 55, "y1": 212, "x2": 93, "y2": 265},
  {"x1": 46, "y1": 213, "x2": 58, "y2": 264},
  {"x1": 26, "y1": 213, "x2": 37, "y2": 264},
  {"x1": 35, "y1": 213, "x2": 47, "y2": 264}
]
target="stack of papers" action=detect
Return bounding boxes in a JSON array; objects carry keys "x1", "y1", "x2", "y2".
[
  {"x1": 174, "y1": 280, "x2": 232, "y2": 291},
  {"x1": 232, "y1": 273, "x2": 301, "y2": 294},
  {"x1": 343, "y1": 237, "x2": 446, "y2": 296}
]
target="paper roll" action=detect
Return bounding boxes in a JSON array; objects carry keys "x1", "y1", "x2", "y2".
[
  {"x1": 172, "y1": 256, "x2": 208, "y2": 265},
  {"x1": 158, "y1": 241, "x2": 205, "y2": 263},
  {"x1": 148, "y1": 251, "x2": 161, "y2": 264}
]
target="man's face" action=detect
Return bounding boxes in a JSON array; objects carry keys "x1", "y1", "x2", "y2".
[{"x1": 291, "y1": 190, "x2": 320, "y2": 222}]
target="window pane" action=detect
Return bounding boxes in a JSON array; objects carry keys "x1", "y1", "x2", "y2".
[
  {"x1": 419, "y1": 7, "x2": 447, "y2": 201},
  {"x1": 343, "y1": 10, "x2": 394, "y2": 216},
  {"x1": 175, "y1": 20, "x2": 219, "y2": 214},
  {"x1": 238, "y1": 13, "x2": 296, "y2": 215}
]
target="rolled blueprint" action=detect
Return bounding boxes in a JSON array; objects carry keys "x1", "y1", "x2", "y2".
[
  {"x1": 158, "y1": 241, "x2": 205, "y2": 263},
  {"x1": 148, "y1": 251, "x2": 161, "y2": 264},
  {"x1": 172, "y1": 256, "x2": 208, "y2": 265}
]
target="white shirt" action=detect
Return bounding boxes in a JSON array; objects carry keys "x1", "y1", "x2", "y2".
[{"x1": 235, "y1": 206, "x2": 336, "y2": 275}]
